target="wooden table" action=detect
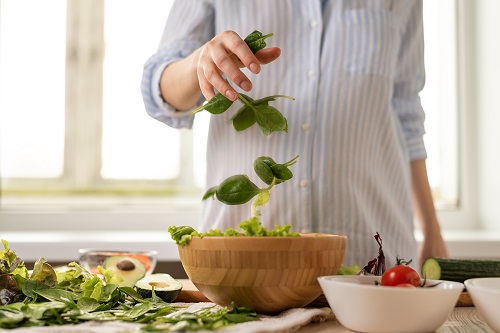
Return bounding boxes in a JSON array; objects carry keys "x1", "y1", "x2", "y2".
[
  {"x1": 297, "y1": 307, "x2": 494, "y2": 332},
  {"x1": 177, "y1": 280, "x2": 493, "y2": 332}
]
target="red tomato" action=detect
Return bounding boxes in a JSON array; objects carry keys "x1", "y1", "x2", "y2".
[
  {"x1": 396, "y1": 283, "x2": 417, "y2": 288},
  {"x1": 381, "y1": 265, "x2": 421, "y2": 287}
]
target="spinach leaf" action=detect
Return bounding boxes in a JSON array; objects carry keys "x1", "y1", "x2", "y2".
[
  {"x1": 253, "y1": 158, "x2": 275, "y2": 185},
  {"x1": 244, "y1": 30, "x2": 274, "y2": 53},
  {"x1": 192, "y1": 92, "x2": 233, "y2": 115},
  {"x1": 253, "y1": 104, "x2": 288, "y2": 135},
  {"x1": 215, "y1": 175, "x2": 261, "y2": 205},
  {"x1": 231, "y1": 105, "x2": 257, "y2": 132},
  {"x1": 191, "y1": 31, "x2": 295, "y2": 136},
  {"x1": 202, "y1": 155, "x2": 299, "y2": 219}
]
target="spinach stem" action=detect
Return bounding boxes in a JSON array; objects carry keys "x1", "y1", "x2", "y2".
[
  {"x1": 261, "y1": 33, "x2": 274, "y2": 40},
  {"x1": 237, "y1": 93, "x2": 259, "y2": 113},
  {"x1": 283, "y1": 155, "x2": 299, "y2": 167}
]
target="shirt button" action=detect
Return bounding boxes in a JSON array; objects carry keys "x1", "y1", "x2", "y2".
[
  {"x1": 300, "y1": 180, "x2": 308, "y2": 188},
  {"x1": 308, "y1": 70, "x2": 315, "y2": 77},
  {"x1": 310, "y1": 20, "x2": 318, "y2": 28},
  {"x1": 301, "y1": 123, "x2": 310, "y2": 130}
]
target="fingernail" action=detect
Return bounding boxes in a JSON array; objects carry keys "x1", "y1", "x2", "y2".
[
  {"x1": 226, "y1": 90, "x2": 237, "y2": 100},
  {"x1": 240, "y1": 80, "x2": 251, "y2": 91},
  {"x1": 249, "y1": 62, "x2": 260, "y2": 74}
]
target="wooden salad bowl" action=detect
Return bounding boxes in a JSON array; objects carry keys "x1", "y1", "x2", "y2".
[{"x1": 177, "y1": 233, "x2": 347, "y2": 314}]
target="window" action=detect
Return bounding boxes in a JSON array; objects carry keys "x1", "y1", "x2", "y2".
[
  {"x1": 421, "y1": 0, "x2": 459, "y2": 210},
  {"x1": 0, "y1": 0, "x2": 464, "y2": 231},
  {"x1": 0, "y1": 1, "x2": 206, "y2": 195}
]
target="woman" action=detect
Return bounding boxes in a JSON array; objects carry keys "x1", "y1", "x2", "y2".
[{"x1": 141, "y1": 0, "x2": 448, "y2": 269}]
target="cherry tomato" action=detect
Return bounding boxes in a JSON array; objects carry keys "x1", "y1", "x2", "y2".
[
  {"x1": 396, "y1": 283, "x2": 417, "y2": 288},
  {"x1": 381, "y1": 265, "x2": 421, "y2": 287}
]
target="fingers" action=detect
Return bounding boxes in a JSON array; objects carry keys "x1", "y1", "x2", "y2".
[
  {"x1": 255, "y1": 47, "x2": 281, "y2": 65},
  {"x1": 197, "y1": 30, "x2": 260, "y2": 101}
]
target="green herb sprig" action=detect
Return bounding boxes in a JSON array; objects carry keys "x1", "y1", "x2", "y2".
[{"x1": 192, "y1": 31, "x2": 294, "y2": 136}]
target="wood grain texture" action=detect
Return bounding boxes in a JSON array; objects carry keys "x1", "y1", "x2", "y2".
[
  {"x1": 176, "y1": 279, "x2": 209, "y2": 302},
  {"x1": 177, "y1": 234, "x2": 347, "y2": 314}
]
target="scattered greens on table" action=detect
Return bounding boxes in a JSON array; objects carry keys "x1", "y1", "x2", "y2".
[
  {"x1": 191, "y1": 30, "x2": 295, "y2": 136},
  {"x1": 0, "y1": 240, "x2": 257, "y2": 331}
]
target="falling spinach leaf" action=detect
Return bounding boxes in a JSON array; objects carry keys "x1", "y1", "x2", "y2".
[
  {"x1": 253, "y1": 158, "x2": 275, "y2": 185},
  {"x1": 215, "y1": 175, "x2": 261, "y2": 205},
  {"x1": 203, "y1": 155, "x2": 298, "y2": 218},
  {"x1": 270, "y1": 163, "x2": 294, "y2": 182},
  {"x1": 202, "y1": 186, "x2": 219, "y2": 201}
]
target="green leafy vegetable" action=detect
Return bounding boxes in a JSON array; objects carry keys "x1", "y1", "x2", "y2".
[
  {"x1": 191, "y1": 92, "x2": 234, "y2": 115},
  {"x1": 244, "y1": 30, "x2": 273, "y2": 53},
  {"x1": 0, "y1": 240, "x2": 29, "y2": 305},
  {"x1": 212, "y1": 174, "x2": 261, "y2": 205},
  {"x1": 167, "y1": 226, "x2": 199, "y2": 246},
  {"x1": 337, "y1": 264, "x2": 362, "y2": 275},
  {"x1": 169, "y1": 219, "x2": 299, "y2": 246},
  {"x1": 0, "y1": 242, "x2": 260, "y2": 331},
  {"x1": 168, "y1": 155, "x2": 301, "y2": 245},
  {"x1": 203, "y1": 155, "x2": 298, "y2": 218},
  {"x1": 191, "y1": 31, "x2": 295, "y2": 136}
]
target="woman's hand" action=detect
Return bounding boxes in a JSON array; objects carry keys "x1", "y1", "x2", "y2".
[{"x1": 196, "y1": 30, "x2": 281, "y2": 101}]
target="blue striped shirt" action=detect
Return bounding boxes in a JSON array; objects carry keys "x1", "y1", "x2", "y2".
[{"x1": 141, "y1": 0, "x2": 426, "y2": 268}]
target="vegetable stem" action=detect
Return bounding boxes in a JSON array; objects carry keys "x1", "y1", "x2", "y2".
[{"x1": 237, "y1": 93, "x2": 259, "y2": 113}]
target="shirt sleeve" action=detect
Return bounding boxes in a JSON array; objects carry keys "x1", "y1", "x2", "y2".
[
  {"x1": 140, "y1": 0, "x2": 215, "y2": 129},
  {"x1": 392, "y1": 0, "x2": 427, "y2": 160}
]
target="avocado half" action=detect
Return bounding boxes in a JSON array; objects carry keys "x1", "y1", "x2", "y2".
[
  {"x1": 134, "y1": 273, "x2": 182, "y2": 302},
  {"x1": 103, "y1": 256, "x2": 146, "y2": 287}
]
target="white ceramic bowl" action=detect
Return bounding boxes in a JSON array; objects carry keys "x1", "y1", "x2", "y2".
[
  {"x1": 318, "y1": 275, "x2": 464, "y2": 333},
  {"x1": 464, "y1": 277, "x2": 500, "y2": 332}
]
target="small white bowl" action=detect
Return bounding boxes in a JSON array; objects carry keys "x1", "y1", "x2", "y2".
[
  {"x1": 318, "y1": 275, "x2": 464, "y2": 333},
  {"x1": 464, "y1": 277, "x2": 500, "y2": 332}
]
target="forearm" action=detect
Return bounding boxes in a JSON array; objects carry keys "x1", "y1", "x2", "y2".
[
  {"x1": 411, "y1": 159, "x2": 440, "y2": 235},
  {"x1": 160, "y1": 47, "x2": 202, "y2": 111},
  {"x1": 411, "y1": 159, "x2": 448, "y2": 265}
]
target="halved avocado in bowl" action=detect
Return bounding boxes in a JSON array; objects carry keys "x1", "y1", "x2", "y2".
[
  {"x1": 135, "y1": 273, "x2": 182, "y2": 302},
  {"x1": 103, "y1": 256, "x2": 146, "y2": 287}
]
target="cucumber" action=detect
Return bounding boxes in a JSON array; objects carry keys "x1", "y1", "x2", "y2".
[
  {"x1": 135, "y1": 273, "x2": 182, "y2": 302},
  {"x1": 422, "y1": 257, "x2": 500, "y2": 283}
]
